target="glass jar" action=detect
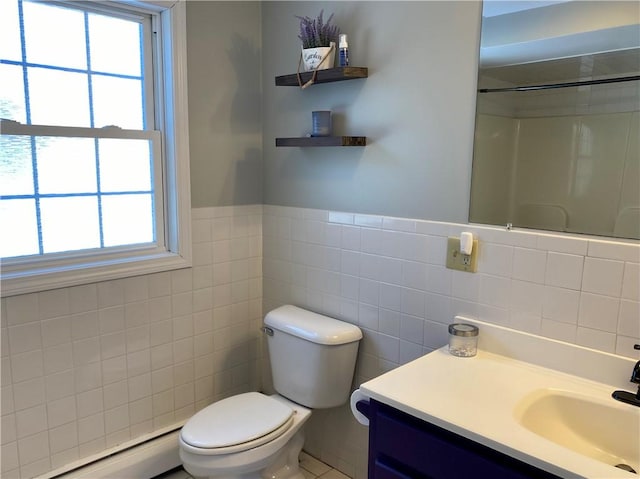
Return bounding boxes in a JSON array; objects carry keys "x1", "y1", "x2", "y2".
[{"x1": 448, "y1": 323, "x2": 479, "y2": 357}]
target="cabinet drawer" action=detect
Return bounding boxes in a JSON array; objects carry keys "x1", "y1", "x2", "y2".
[
  {"x1": 372, "y1": 460, "x2": 412, "y2": 479},
  {"x1": 370, "y1": 401, "x2": 560, "y2": 479}
]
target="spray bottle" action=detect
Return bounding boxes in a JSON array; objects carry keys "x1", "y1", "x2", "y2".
[{"x1": 339, "y1": 34, "x2": 349, "y2": 67}]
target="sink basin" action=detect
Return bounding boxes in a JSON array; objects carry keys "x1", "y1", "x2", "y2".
[{"x1": 515, "y1": 389, "x2": 640, "y2": 473}]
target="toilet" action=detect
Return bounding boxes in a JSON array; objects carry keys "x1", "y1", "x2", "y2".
[{"x1": 178, "y1": 305, "x2": 363, "y2": 479}]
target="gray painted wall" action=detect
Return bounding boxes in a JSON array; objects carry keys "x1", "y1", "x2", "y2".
[
  {"x1": 261, "y1": 1, "x2": 482, "y2": 222},
  {"x1": 187, "y1": 1, "x2": 263, "y2": 208},
  {"x1": 186, "y1": 1, "x2": 483, "y2": 222}
]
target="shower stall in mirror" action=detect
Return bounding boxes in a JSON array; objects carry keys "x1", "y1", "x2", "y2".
[{"x1": 469, "y1": 1, "x2": 640, "y2": 240}]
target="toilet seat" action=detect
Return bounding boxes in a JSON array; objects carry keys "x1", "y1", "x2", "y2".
[{"x1": 180, "y1": 392, "x2": 294, "y2": 455}]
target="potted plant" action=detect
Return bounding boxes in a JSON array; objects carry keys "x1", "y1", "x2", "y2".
[{"x1": 296, "y1": 10, "x2": 340, "y2": 71}]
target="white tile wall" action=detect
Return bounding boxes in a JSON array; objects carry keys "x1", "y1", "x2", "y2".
[
  {"x1": 262, "y1": 205, "x2": 640, "y2": 479},
  {"x1": 2, "y1": 204, "x2": 638, "y2": 479},
  {"x1": 0, "y1": 205, "x2": 263, "y2": 479}
]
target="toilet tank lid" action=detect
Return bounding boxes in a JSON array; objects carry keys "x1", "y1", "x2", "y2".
[{"x1": 265, "y1": 305, "x2": 362, "y2": 345}]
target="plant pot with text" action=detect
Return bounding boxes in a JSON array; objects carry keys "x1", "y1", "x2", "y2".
[{"x1": 296, "y1": 10, "x2": 339, "y2": 79}]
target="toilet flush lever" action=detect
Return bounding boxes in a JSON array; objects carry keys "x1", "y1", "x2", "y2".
[{"x1": 262, "y1": 326, "x2": 274, "y2": 336}]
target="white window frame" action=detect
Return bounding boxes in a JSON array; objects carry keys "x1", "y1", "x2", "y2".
[{"x1": 0, "y1": 0, "x2": 191, "y2": 297}]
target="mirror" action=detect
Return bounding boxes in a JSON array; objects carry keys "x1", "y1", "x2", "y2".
[{"x1": 470, "y1": 0, "x2": 640, "y2": 240}]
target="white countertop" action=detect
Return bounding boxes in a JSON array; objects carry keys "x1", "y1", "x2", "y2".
[{"x1": 358, "y1": 318, "x2": 639, "y2": 479}]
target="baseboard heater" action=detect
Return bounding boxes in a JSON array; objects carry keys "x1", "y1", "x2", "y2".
[{"x1": 37, "y1": 422, "x2": 185, "y2": 479}]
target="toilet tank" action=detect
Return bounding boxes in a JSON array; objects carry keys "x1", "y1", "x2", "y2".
[{"x1": 264, "y1": 305, "x2": 362, "y2": 409}]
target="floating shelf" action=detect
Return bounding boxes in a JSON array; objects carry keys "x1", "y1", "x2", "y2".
[
  {"x1": 275, "y1": 67, "x2": 368, "y2": 87},
  {"x1": 276, "y1": 136, "x2": 367, "y2": 147}
]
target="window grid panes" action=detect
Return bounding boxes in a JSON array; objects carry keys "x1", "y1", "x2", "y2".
[{"x1": 0, "y1": 0, "x2": 158, "y2": 260}]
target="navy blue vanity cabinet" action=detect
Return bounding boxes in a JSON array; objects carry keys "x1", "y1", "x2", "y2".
[{"x1": 367, "y1": 399, "x2": 562, "y2": 479}]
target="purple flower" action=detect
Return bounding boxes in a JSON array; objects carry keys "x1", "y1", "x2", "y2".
[{"x1": 295, "y1": 10, "x2": 340, "y2": 49}]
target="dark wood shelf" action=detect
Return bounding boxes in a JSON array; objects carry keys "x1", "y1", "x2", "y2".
[
  {"x1": 275, "y1": 67, "x2": 368, "y2": 86},
  {"x1": 276, "y1": 136, "x2": 367, "y2": 147}
]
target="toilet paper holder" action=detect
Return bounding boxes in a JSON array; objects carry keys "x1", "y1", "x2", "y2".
[{"x1": 350, "y1": 389, "x2": 370, "y2": 426}]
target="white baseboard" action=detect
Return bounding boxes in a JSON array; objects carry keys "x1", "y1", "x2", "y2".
[{"x1": 52, "y1": 431, "x2": 182, "y2": 479}]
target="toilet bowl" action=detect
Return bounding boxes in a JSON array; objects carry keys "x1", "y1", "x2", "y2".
[
  {"x1": 179, "y1": 393, "x2": 311, "y2": 479},
  {"x1": 178, "y1": 305, "x2": 362, "y2": 479}
]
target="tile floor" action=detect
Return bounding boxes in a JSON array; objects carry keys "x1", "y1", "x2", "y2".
[{"x1": 154, "y1": 452, "x2": 350, "y2": 479}]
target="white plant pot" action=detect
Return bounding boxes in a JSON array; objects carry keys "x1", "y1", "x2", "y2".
[{"x1": 301, "y1": 42, "x2": 335, "y2": 71}]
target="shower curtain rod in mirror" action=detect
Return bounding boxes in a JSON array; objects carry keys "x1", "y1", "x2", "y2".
[{"x1": 478, "y1": 74, "x2": 640, "y2": 93}]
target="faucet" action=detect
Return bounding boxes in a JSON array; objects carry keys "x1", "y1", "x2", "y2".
[{"x1": 612, "y1": 361, "x2": 640, "y2": 407}]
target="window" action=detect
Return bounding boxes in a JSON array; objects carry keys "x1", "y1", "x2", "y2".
[{"x1": 0, "y1": 0, "x2": 191, "y2": 296}]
